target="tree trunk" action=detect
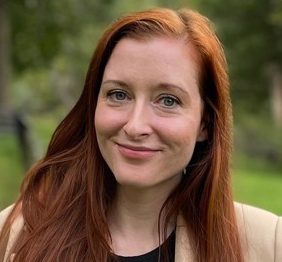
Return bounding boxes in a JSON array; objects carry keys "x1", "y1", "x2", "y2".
[
  {"x1": 269, "y1": 65, "x2": 282, "y2": 128},
  {"x1": 0, "y1": 0, "x2": 36, "y2": 170},
  {"x1": 0, "y1": 0, "x2": 10, "y2": 114}
]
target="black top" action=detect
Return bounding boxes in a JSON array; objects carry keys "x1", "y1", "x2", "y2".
[{"x1": 115, "y1": 231, "x2": 175, "y2": 262}]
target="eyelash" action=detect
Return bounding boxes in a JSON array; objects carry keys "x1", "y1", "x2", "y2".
[
  {"x1": 107, "y1": 89, "x2": 129, "y2": 102},
  {"x1": 157, "y1": 94, "x2": 181, "y2": 108}
]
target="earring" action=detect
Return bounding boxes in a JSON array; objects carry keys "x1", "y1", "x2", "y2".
[{"x1": 183, "y1": 168, "x2": 187, "y2": 175}]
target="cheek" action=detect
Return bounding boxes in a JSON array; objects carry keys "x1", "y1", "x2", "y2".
[
  {"x1": 94, "y1": 103, "x2": 125, "y2": 138},
  {"x1": 156, "y1": 117, "x2": 201, "y2": 145},
  {"x1": 95, "y1": 107, "x2": 112, "y2": 140}
]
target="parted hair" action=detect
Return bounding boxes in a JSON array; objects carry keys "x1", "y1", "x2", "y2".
[{"x1": 0, "y1": 8, "x2": 243, "y2": 262}]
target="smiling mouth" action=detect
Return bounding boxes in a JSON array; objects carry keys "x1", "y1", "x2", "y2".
[{"x1": 116, "y1": 143, "x2": 160, "y2": 159}]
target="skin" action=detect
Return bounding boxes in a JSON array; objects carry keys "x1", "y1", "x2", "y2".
[{"x1": 95, "y1": 36, "x2": 206, "y2": 256}]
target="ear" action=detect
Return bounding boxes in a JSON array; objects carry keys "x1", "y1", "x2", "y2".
[{"x1": 196, "y1": 123, "x2": 207, "y2": 142}]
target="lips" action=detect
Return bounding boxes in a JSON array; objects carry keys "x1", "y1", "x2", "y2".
[{"x1": 116, "y1": 143, "x2": 160, "y2": 159}]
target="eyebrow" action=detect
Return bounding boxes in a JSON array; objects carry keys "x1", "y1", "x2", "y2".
[
  {"x1": 101, "y1": 79, "x2": 191, "y2": 98},
  {"x1": 102, "y1": 80, "x2": 129, "y2": 87},
  {"x1": 156, "y1": 83, "x2": 189, "y2": 96}
]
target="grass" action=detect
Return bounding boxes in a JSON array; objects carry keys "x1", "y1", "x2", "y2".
[
  {"x1": 0, "y1": 134, "x2": 24, "y2": 209},
  {"x1": 232, "y1": 154, "x2": 282, "y2": 214},
  {"x1": 233, "y1": 169, "x2": 282, "y2": 214}
]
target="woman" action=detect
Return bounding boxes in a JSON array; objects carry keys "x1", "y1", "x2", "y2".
[{"x1": 0, "y1": 7, "x2": 281, "y2": 262}]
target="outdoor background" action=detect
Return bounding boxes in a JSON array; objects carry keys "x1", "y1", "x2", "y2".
[{"x1": 0, "y1": 0, "x2": 281, "y2": 214}]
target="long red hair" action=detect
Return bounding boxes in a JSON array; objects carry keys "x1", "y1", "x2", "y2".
[{"x1": 0, "y1": 8, "x2": 243, "y2": 262}]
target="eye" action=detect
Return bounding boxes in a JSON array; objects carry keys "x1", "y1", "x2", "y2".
[
  {"x1": 107, "y1": 90, "x2": 128, "y2": 102},
  {"x1": 158, "y1": 95, "x2": 180, "y2": 108}
]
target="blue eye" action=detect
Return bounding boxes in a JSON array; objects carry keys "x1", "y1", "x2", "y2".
[
  {"x1": 159, "y1": 95, "x2": 180, "y2": 108},
  {"x1": 107, "y1": 90, "x2": 128, "y2": 101}
]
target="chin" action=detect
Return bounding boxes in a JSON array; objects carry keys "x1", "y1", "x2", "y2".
[{"x1": 114, "y1": 175, "x2": 156, "y2": 189}]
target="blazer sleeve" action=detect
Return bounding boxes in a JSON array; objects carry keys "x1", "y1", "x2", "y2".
[
  {"x1": 0, "y1": 205, "x2": 14, "y2": 232},
  {"x1": 235, "y1": 203, "x2": 282, "y2": 262},
  {"x1": 275, "y1": 216, "x2": 282, "y2": 261},
  {"x1": 0, "y1": 205, "x2": 24, "y2": 262}
]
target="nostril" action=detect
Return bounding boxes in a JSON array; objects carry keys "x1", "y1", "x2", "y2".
[
  {"x1": 123, "y1": 118, "x2": 152, "y2": 139},
  {"x1": 123, "y1": 124, "x2": 150, "y2": 139}
]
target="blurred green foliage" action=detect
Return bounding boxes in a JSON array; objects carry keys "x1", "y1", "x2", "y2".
[
  {"x1": 0, "y1": 0, "x2": 281, "y2": 212},
  {"x1": 195, "y1": 0, "x2": 282, "y2": 113}
]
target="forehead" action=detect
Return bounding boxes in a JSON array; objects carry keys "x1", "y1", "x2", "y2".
[{"x1": 103, "y1": 36, "x2": 201, "y2": 85}]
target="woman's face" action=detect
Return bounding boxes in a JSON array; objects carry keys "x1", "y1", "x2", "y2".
[{"x1": 95, "y1": 36, "x2": 206, "y2": 191}]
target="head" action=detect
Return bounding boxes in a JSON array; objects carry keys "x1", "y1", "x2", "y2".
[
  {"x1": 83, "y1": 7, "x2": 231, "y2": 207},
  {"x1": 3, "y1": 8, "x2": 241, "y2": 262}
]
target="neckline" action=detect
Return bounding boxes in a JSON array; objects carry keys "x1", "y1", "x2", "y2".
[{"x1": 116, "y1": 230, "x2": 175, "y2": 260}]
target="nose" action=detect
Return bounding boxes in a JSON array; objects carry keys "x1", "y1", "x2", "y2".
[{"x1": 123, "y1": 101, "x2": 153, "y2": 139}]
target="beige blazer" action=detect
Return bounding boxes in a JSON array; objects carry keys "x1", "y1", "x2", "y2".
[
  {"x1": 0, "y1": 203, "x2": 281, "y2": 261},
  {"x1": 175, "y1": 203, "x2": 282, "y2": 261}
]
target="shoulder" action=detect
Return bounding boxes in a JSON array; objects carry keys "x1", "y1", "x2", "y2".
[
  {"x1": 0, "y1": 205, "x2": 24, "y2": 262},
  {"x1": 234, "y1": 202, "x2": 282, "y2": 261},
  {"x1": 0, "y1": 205, "x2": 15, "y2": 231}
]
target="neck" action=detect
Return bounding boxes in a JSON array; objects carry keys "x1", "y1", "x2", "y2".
[{"x1": 108, "y1": 184, "x2": 177, "y2": 256}]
